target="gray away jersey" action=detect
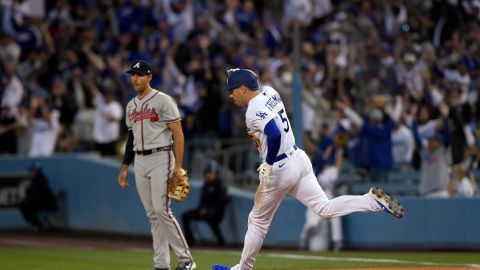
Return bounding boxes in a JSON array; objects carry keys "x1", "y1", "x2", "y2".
[{"x1": 126, "y1": 89, "x2": 180, "y2": 151}]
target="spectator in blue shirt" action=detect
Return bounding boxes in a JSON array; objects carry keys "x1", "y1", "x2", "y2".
[{"x1": 337, "y1": 96, "x2": 402, "y2": 182}]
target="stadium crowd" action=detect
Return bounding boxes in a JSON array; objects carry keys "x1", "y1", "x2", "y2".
[{"x1": 0, "y1": 0, "x2": 479, "y2": 197}]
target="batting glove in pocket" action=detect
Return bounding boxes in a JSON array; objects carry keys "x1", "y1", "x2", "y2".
[{"x1": 257, "y1": 162, "x2": 273, "y2": 187}]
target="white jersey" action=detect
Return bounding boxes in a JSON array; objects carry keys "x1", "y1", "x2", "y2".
[
  {"x1": 245, "y1": 86, "x2": 296, "y2": 161},
  {"x1": 126, "y1": 89, "x2": 180, "y2": 151},
  {"x1": 93, "y1": 95, "x2": 123, "y2": 144},
  {"x1": 29, "y1": 109, "x2": 60, "y2": 157},
  {"x1": 221, "y1": 70, "x2": 400, "y2": 270}
]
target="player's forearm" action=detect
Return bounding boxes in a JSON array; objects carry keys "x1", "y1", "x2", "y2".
[
  {"x1": 167, "y1": 120, "x2": 185, "y2": 168},
  {"x1": 120, "y1": 163, "x2": 129, "y2": 172},
  {"x1": 172, "y1": 128, "x2": 185, "y2": 169}
]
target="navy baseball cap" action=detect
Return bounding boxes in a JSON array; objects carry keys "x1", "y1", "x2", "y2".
[
  {"x1": 126, "y1": 60, "x2": 152, "y2": 75},
  {"x1": 224, "y1": 68, "x2": 259, "y2": 92},
  {"x1": 204, "y1": 160, "x2": 219, "y2": 173}
]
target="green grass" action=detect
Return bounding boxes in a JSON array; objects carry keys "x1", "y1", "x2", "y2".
[{"x1": 0, "y1": 248, "x2": 479, "y2": 270}]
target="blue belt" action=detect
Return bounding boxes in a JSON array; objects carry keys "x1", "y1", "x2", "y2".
[{"x1": 274, "y1": 145, "x2": 298, "y2": 162}]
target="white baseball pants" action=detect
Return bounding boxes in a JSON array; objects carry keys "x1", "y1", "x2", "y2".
[{"x1": 231, "y1": 149, "x2": 381, "y2": 270}]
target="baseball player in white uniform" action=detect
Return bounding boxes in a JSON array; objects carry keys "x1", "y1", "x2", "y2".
[
  {"x1": 212, "y1": 69, "x2": 404, "y2": 270},
  {"x1": 117, "y1": 61, "x2": 196, "y2": 270}
]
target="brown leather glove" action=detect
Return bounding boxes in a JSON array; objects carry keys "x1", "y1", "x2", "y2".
[{"x1": 167, "y1": 168, "x2": 190, "y2": 202}]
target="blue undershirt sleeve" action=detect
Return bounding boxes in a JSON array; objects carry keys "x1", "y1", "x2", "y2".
[
  {"x1": 264, "y1": 119, "x2": 281, "y2": 165},
  {"x1": 122, "y1": 130, "x2": 135, "y2": 165}
]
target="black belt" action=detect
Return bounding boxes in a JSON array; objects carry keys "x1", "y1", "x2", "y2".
[
  {"x1": 275, "y1": 145, "x2": 298, "y2": 162},
  {"x1": 135, "y1": 146, "x2": 172, "y2": 156}
]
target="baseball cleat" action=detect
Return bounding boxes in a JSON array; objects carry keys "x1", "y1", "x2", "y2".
[
  {"x1": 175, "y1": 260, "x2": 196, "y2": 270},
  {"x1": 369, "y1": 187, "x2": 404, "y2": 218},
  {"x1": 212, "y1": 264, "x2": 230, "y2": 270}
]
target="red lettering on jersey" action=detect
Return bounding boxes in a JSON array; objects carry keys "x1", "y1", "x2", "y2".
[
  {"x1": 128, "y1": 105, "x2": 153, "y2": 122},
  {"x1": 150, "y1": 109, "x2": 159, "y2": 122}
]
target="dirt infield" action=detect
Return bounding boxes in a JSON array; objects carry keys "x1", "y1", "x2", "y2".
[
  {"x1": 0, "y1": 229, "x2": 154, "y2": 250},
  {"x1": 0, "y1": 230, "x2": 476, "y2": 270}
]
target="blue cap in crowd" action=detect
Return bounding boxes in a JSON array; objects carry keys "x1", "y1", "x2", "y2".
[
  {"x1": 126, "y1": 60, "x2": 152, "y2": 75},
  {"x1": 204, "y1": 160, "x2": 219, "y2": 173},
  {"x1": 224, "y1": 68, "x2": 259, "y2": 92}
]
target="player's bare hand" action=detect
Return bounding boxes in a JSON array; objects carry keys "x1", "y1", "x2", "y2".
[
  {"x1": 118, "y1": 164, "x2": 129, "y2": 188},
  {"x1": 118, "y1": 174, "x2": 129, "y2": 188},
  {"x1": 173, "y1": 167, "x2": 182, "y2": 175}
]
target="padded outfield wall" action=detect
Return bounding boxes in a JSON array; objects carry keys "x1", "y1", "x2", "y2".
[{"x1": 0, "y1": 155, "x2": 478, "y2": 250}]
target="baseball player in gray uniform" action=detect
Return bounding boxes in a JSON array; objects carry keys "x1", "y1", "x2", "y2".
[
  {"x1": 117, "y1": 61, "x2": 196, "y2": 270},
  {"x1": 213, "y1": 69, "x2": 404, "y2": 270}
]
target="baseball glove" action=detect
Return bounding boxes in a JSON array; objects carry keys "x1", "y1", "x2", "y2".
[{"x1": 167, "y1": 168, "x2": 190, "y2": 201}]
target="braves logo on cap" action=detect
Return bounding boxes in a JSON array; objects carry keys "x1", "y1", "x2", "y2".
[{"x1": 127, "y1": 60, "x2": 152, "y2": 75}]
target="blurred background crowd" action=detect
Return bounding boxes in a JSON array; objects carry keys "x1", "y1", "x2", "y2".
[{"x1": 1, "y1": 0, "x2": 479, "y2": 198}]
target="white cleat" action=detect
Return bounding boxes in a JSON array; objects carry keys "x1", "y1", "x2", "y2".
[
  {"x1": 175, "y1": 260, "x2": 196, "y2": 270},
  {"x1": 369, "y1": 187, "x2": 405, "y2": 219}
]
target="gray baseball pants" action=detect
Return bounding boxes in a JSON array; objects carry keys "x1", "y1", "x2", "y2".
[{"x1": 134, "y1": 151, "x2": 192, "y2": 268}]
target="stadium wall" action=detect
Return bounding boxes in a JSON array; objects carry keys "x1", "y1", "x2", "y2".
[{"x1": 0, "y1": 155, "x2": 478, "y2": 250}]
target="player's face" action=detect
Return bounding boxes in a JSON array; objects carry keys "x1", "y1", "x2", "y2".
[
  {"x1": 229, "y1": 86, "x2": 247, "y2": 107},
  {"x1": 130, "y1": 73, "x2": 151, "y2": 94}
]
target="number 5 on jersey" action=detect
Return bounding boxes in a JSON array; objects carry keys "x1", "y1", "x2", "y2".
[{"x1": 278, "y1": 109, "x2": 290, "y2": 133}]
